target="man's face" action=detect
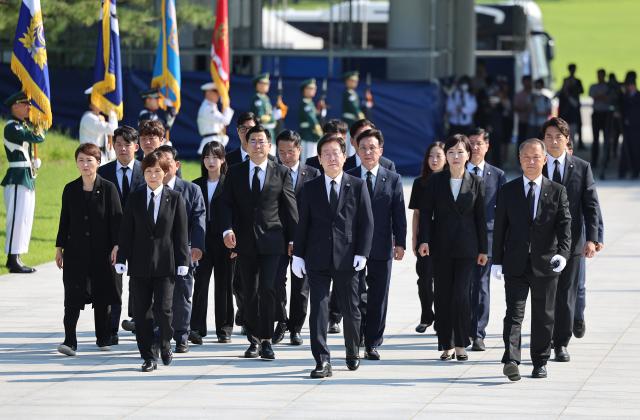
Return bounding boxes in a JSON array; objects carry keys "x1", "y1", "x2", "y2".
[
  {"x1": 519, "y1": 143, "x2": 546, "y2": 180},
  {"x1": 543, "y1": 126, "x2": 568, "y2": 158},
  {"x1": 303, "y1": 85, "x2": 317, "y2": 99},
  {"x1": 11, "y1": 101, "x2": 30, "y2": 120},
  {"x1": 357, "y1": 136, "x2": 382, "y2": 171},
  {"x1": 145, "y1": 97, "x2": 160, "y2": 111},
  {"x1": 237, "y1": 120, "x2": 256, "y2": 149},
  {"x1": 205, "y1": 90, "x2": 219, "y2": 103},
  {"x1": 522, "y1": 78, "x2": 532, "y2": 90},
  {"x1": 319, "y1": 141, "x2": 346, "y2": 178},
  {"x1": 247, "y1": 131, "x2": 271, "y2": 163},
  {"x1": 160, "y1": 151, "x2": 179, "y2": 183},
  {"x1": 469, "y1": 134, "x2": 489, "y2": 164},
  {"x1": 597, "y1": 71, "x2": 606, "y2": 83},
  {"x1": 345, "y1": 77, "x2": 358, "y2": 90},
  {"x1": 140, "y1": 134, "x2": 163, "y2": 156},
  {"x1": 114, "y1": 135, "x2": 139, "y2": 165},
  {"x1": 144, "y1": 163, "x2": 165, "y2": 190},
  {"x1": 256, "y1": 80, "x2": 270, "y2": 94},
  {"x1": 277, "y1": 140, "x2": 301, "y2": 168},
  {"x1": 351, "y1": 124, "x2": 372, "y2": 148}
]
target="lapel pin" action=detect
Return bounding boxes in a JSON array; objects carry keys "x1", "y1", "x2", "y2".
[
  {"x1": 382, "y1": 177, "x2": 386, "y2": 182},
  {"x1": 544, "y1": 193, "x2": 548, "y2": 197},
  {"x1": 487, "y1": 171, "x2": 491, "y2": 176}
]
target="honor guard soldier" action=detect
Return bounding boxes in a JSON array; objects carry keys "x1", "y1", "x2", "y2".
[
  {"x1": 138, "y1": 88, "x2": 176, "y2": 131},
  {"x1": 249, "y1": 73, "x2": 282, "y2": 145},
  {"x1": 79, "y1": 87, "x2": 117, "y2": 164},
  {"x1": 197, "y1": 82, "x2": 234, "y2": 154},
  {"x1": 341, "y1": 71, "x2": 365, "y2": 129},
  {"x1": 298, "y1": 78, "x2": 323, "y2": 160},
  {"x1": 2, "y1": 92, "x2": 45, "y2": 273}
]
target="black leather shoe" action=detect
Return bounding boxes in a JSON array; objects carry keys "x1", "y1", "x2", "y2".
[
  {"x1": 415, "y1": 322, "x2": 432, "y2": 333},
  {"x1": 573, "y1": 320, "x2": 586, "y2": 338},
  {"x1": 532, "y1": 365, "x2": 548, "y2": 378},
  {"x1": 456, "y1": 352, "x2": 468, "y2": 361},
  {"x1": 503, "y1": 361, "x2": 521, "y2": 381},
  {"x1": 328, "y1": 322, "x2": 341, "y2": 334},
  {"x1": 365, "y1": 347, "x2": 380, "y2": 360},
  {"x1": 6, "y1": 254, "x2": 36, "y2": 273},
  {"x1": 217, "y1": 335, "x2": 231, "y2": 343},
  {"x1": 161, "y1": 350, "x2": 173, "y2": 366},
  {"x1": 188, "y1": 331, "x2": 203, "y2": 345},
  {"x1": 471, "y1": 338, "x2": 486, "y2": 351},
  {"x1": 310, "y1": 362, "x2": 332, "y2": 379},
  {"x1": 440, "y1": 351, "x2": 454, "y2": 361},
  {"x1": 175, "y1": 343, "x2": 189, "y2": 353},
  {"x1": 110, "y1": 335, "x2": 119, "y2": 346},
  {"x1": 259, "y1": 341, "x2": 275, "y2": 360},
  {"x1": 554, "y1": 346, "x2": 570, "y2": 362},
  {"x1": 346, "y1": 357, "x2": 360, "y2": 371},
  {"x1": 244, "y1": 343, "x2": 259, "y2": 358},
  {"x1": 141, "y1": 359, "x2": 157, "y2": 372},
  {"x1": 121, "y1": 319, "x2": 136, "y2": 333},
  {"x1": 272, "y1": 322, "x2": 287, "y2": 344},
  {"x1": 290, "y1": 332, "x2": 303, "y2": 346}
]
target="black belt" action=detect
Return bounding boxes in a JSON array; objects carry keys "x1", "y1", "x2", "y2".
[{"x1": 202, "y1": 133, "x2": 220, "y2": 138}]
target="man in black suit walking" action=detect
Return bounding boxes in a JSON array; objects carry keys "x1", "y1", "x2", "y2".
[
  {"x1": 226, "y1": 112, "x2": 275, "y2": 167},
  {"x1": 293, "y1": 133, "x2": 374, "y2": 378},
  {"x1": 220, "y1": 125, "x2": 298, "y2": 360},
  {"x1": 343, "y1": 119, "x2": 396, "y2": 172},
  {"x1": 541, "y1": 117, "x2": 601, "y2": 362},
  {"x1": 493, "y1": 138, "x2": 572, "y2": 381},
  {"x1": 273, "y1": 130, "x2": 321, "y2": 346}
]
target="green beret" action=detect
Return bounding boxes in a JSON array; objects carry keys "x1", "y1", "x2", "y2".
[
  {"x1": 140, "y1": 88, "x2": 161, "y2": 99},
  {"x1": 4, "y1": 91, "x2": 29, "y2": 107},
  {"x1": 343, "y1": 70, "x2": 359, "y2": 80},
  {"x1": 253, "y1": 72, "x2": 270, "y2": 85},
  {"x1": 300, "y1": 78, "x2": 317, "y2": 89}
]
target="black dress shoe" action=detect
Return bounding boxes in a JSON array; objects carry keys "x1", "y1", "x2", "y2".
[
  {"x1": 141, "y1": 359, "x2": 157, "y2": 372},
  {"x1": 217, "y1": 335, "x2": 231, "y2": 343},
  {"x1": 440, "y1": 351, "x2": 454, "y2": 361},
  {"x1": 554, "y1": 346, "x2": 570, "y2": 362},
  {"x1": 110, "y1": 335, "x2": 119, "y2": 346},
  {"x1": 244, "y1": 343, "x2": 259, "y2": 358},
  {"x1": 121, "y1": 319, "x2": 136, "y2": 333},
  {"x1": 471, "y1": 338, "x2": 485, "y2": 351},
  {"x1": 161, "y1": 350, "x2": 173, "y2": 366},
  {"x1": 365, "y1": 347, "x2": 380, "y2": 360},
  {"x1": 328, "y1": 322, "x2": 341, "y2": 334},
  {"x1": 415, "y1": 322, "x2": 432, "y2": 333},
  {"x1": 175, "y1": 343, "x2": 189, "y2": 353},
  {"x1": 310, "y1": 362, "x2": 332, "y2": 378},
  {"x1": 503, "y1": 361, "x2": 521, "y2": 381},
  {"x1": 6, "y1": 254, "x2": 36, "y2": 273},
  {"x1": 290, "y1": 332, "x2": 303, "y2": 346},
  {"x1": 259, "y1": 341, "x2": 275, "y2": 360},
  {"x1": 346, "y1": 357, "x2": 360, "y2": 371},
  {"x1": 573, "y1": 319, "x2": 586, "y2": 338},
  {"x1": 188, "y1": 331, "x2": 203, "y2": 345},
  {"x1": 532, "y1": 365, "x2": 548, "y2": 378},
  {"x1": 272, "y1": 322, "x2": 287, "y2": 344}
]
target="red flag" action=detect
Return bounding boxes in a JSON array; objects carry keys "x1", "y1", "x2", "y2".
[{"x1": 210, "y1": 0, "x2": 229, "y2": 110}]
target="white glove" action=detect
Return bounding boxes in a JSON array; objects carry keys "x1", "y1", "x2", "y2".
[
  {"x1": 490, "y1": 264, "x2": 503, "y2": 281},
  {"x1": 177, "y1": 266, "x2": 188, "y2": 276},
  {"x1": 550, "y1": 255, "x2": 567, "y2": 273},
  {"x1": 33, "y1": 158, "x2": 42, "y2": 169},
  {"x1": 292, "y1": 256, "x2": 306, "y2": 278},
  {"x1": 272, "y1": 108, "x2": 283, "y2": 121},
  {"x1": 114, "y1": 263, "x2": 126, "y2": 274},
  {"x1": 353, "y1": 255, "x2": 367, "y2": 272}
]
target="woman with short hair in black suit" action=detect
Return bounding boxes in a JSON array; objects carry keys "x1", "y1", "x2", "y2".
[
  {"x1": 55, "y1": 143, "x2": 123, "y2": 356},
  {"x1": 418, "y1": 134, "x2": 488, "y2": 361},
  {"x1": 190, "y1": 141, "x2": 235, "y2": 344}
]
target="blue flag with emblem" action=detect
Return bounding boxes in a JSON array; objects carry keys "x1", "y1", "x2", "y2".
[
  {"x1": 151, "y1": 0, "x2": 181, "y2": 114},
  {"x1": 91, "y1": 0, "x2": 123, "y2": 120},
  {"x1": 10, "y1": 0, "x2": 52, "y2": 130}
]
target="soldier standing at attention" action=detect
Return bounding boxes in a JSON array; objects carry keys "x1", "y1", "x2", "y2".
[
  {"x1": 196, "y1": 82, "x2": 234, "y2": 154},
  {"x1": 138, "y1": 88, "x2": 176, "y2": 132},
  {"x1": 298, "y1": 78, "x2": 323, "y2": 160},
  {"x1": 342, "y1": 71, "x2": 366, "y2": 157},
  {"x1": 249, "y1": 73, "x2": 281, "y2": 150},
  {"x1": 2, "y1": 92, "x2": 45, "y2": 273}
]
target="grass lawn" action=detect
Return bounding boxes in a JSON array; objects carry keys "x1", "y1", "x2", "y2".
[{"x1": 0, "y1": 120, "x2": 201, "y2": 275}]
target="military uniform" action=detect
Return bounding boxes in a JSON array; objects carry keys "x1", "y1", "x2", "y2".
[
  {"x1": 249, "y1": 73, "x2": 281, "y2": 153},
  {"x1": 341, "y1": 71, "x2": 365, "y2": 128},
  {"x1": 298, "y1": 79, "x2": 322, "y2": 160},
  {"x1": 138, "y1": 88, "x2": 175, "y2": 130},
  {"x1": 197, "y1": 82, "x2": 234, "y2": 154}
]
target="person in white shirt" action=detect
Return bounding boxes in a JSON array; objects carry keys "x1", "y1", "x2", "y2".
[
  {"x1": 79, "y1": 87, "x2": 117, "y2": 164},
  {"x1": 447, "y1": 76, "x2": 478, "y2": 136},
  {"x1": 197, "y1": 82, "x2": 234, "y2": 154}
]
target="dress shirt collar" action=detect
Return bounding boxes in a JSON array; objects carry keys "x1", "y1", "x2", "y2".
[
  {"x1": 355, "y1": 154, "x2": 362, "y2": 167},
  {"x1": 249, "y1": 158, "x2": 269, "y2": 174},
  {"x1": 523, "y1": 174, "x2": 543, "y2": 189},
  {"x1": 165, "y1": 176, "x2": 177, "y2": 190},
  {"x1": 361, "y1": 164, "x2": 379, "y2": 179},
  {"x1": 147, "y1": 184, "x2": 163, "y2": 198},
  {"x1": 547, "y1": 150, "x2": 567, "y2": 168},
  {"x1": 324, "y1": 171, "x2": 344, "y2": 188},
  {"x1": 289, "y1": 161, "x2": 300, "y2": 174},
  {"x1": 240, "y1": 148, "x2": 249, "y2": 161},
  {"x1": 116, "y1": 159, "x2": 135, "y2": 172},
  {"x1": 467, "y1": 160, "x2": 485, "y2": 174}
]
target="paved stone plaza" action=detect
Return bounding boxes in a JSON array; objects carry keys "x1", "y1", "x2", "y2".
[{"x1": 1, "y1": 180, "x2": 639, "y2": 419}]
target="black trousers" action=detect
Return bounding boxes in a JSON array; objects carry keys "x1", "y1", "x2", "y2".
[
  {"x1": 131, "y1": 276, "x2": 174, "y2": 361},
  {"x1": 308, "y1": 269, "x2": 361, "y2": 364},
  {"x1": 364, "y1": 259, "x2": 392, "y2": 348},
  {"x1": 238, "y1": 253, "x2": 280, "y2": 341},
  {"x1": 231, "y1": 258, "x2": 244, "y2": 326},
  {"x1": 328, "y1": 286, "x2": 343, "y2": 324},
  {"x1": 433, "y1": 257, "x2": 474, "y2": 350},
  {"x1": 275, "y1": 255, "x2": 310, "y2": 333},
  {"x1": 575, "y1": 256, "x2": 587, "y2": 322},
  {"x1": 191, "y1": 240, "x2": 234, "y2": 338},
  {"x1": 502, "y1": 261, "x2": 558, "y2": 366},
  {"x1": 591, "y1": 111, "x2": 610, "y2": 169},
  {"x1": 109, "y1": 270, "x2": 123, "y2": 335},
  {"x1": 172, "y1": 271, "x2": 194, "y2": 345},
  {"x1": 553, "y1": 254, "x2": 581, "y2": 348},
  {"x1": 416, "y1": 254, "x2": 435, "y2": 325},
  {"x1": 619, "y1": 129, "x2": 640, "y2": 178},
  {"x1": 470, "y1": 258, "x2": 492, "y2": 340},
  {"x1": 63, "y1": 303, "x2": 111, "y2": 348}
]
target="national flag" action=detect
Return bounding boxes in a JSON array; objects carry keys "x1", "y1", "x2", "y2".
[
  {"x1": 151, "y1": 0, "x2": 181, "y2": 114},
  {"x1": 210, "y1": 0, "x2": 230, "y2": 110}
]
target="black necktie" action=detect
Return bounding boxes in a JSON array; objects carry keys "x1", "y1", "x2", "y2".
[
  {"x1": 148, "y1": 191, "x2": 156, "y2": 225},
  {"x1": 553, "y1": 160, "x2": 562, "y2": 184},
  {"x1": 252, "y1": 166, "x2": 261, "y2": 202},
  {"x1": 121, "y1": 167, "x2": 130, "y2": 206},
  {"x1": 366, "y1": 171, "x2": 373, "y2": 198},
  {"x1": 243, "y1": 154, "x2": 249, "y2": 162},
  {"x1": 527, "y1": 181, "x2": 536, "y2": 223},
  {"x1": 473, "y1": 166, "x2": 479, "y2": 176},
  {"x1": 329, "y1": 180, "x2": 338, "y2": 215}
]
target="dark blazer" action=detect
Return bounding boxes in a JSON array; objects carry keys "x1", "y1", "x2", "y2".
[
  {"x1": 305, "y1": 154, "x2": 396, "y2": 174},
  {"x1": 347, "y1": 165, "x2": 407, "y2": 260},
  {"x1": 294, "y1": 173, "x2": 374, "y2": 271},
  {"x1": 418, "y1": 170, "x2": 488, "y2": 258},
  {"x1": 117, "y1": 186, "x2": 190, "y2": 278},
  {"x1": 219, "y1": 159, "x2": 298, "y2": 256},
  {"x1": 493, "y1": 176, "x2": 572, "y2": 277},
  {"x1": 193, "y1": 174, "x2": 226, "y2": 240},
  {"x1": 172, "y1": 177, "x2": 206, "y2": 253},
  {"x1": 479, "y1": 162, "x2": 507, "y2": 257},
  {"x1": 543, "y1": 154, "x2": 600, "y2": 256},
  {"x1": 56, "y1": 175, "x2": 122, "y2": 306},
  {"x1": 226, "y1": 147, "x2": 275, "y2": 167},
  {"x1": 293, "y1": 163, "x2": 321, "y2": 197},
  {"x1": 97, "y1": 159, "x2": 145, "y2": 205}
]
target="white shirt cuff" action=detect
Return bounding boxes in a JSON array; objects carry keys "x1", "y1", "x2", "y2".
[{"x1": 177, "y1": 266, "x2": 188, "y2": 276}]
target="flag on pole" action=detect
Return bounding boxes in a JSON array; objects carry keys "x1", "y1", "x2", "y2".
[
  {"x1": 91, "y1": 0, "x2": 124, "y2": 120},
  {"x1": 210, "y1": 0, "x2": 230, "y2": 110},
  {"x1": 151, "y1": 0, "x2": 181, "y2": 114},
  {"x1": 10, "y1": 0, "x2": 52, "y2": 130}
]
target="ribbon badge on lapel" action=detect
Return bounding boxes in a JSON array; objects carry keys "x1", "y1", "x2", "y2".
[
  {"x1": 96, "y1": 189, "x2": 101, "y2": 195},
  {"x1": 382, "y1": 177, "x2": 386, "y2": 182}
]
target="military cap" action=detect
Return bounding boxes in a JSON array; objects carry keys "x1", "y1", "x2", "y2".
[
  {"x1": 342, "y1": 70, "x2": 359, "y2": 80},
  {"x1": 253, "y1": 72, "x2": 270, "y2": 85},
  {"x1": 300, "y1": 78, "x2": 317, "y2": 89},
  {"x1": 200, "y1": 82, "x2": 218, "y2": 91},
  {"x1": 4, "y1": 91, "x2": 29, "y2": 107},
  {"x1": 84, "y1": 86, "x2": 93, "y2": 95},
  {"x1": 140, "y1": 88, "x2": 161, "y2": 99}
]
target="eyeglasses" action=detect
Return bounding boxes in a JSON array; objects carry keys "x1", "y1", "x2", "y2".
[
  {"x1": 249, "y1": 139, "x2": 269, "y2": 147},
  {"x1": 358, "y1": 146, "x2": 380, "y2": 153},
  {"x1": 238, "y1": 125, "x2": 253, "y2": 133},
  {"x1": 469, "y1": 141, "x2": 487, "y2": 147},
  {"x1": 321, "y1": 151, "x2": 344, "y2": 159}
]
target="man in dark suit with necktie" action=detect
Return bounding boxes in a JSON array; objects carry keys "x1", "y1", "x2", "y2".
[
  {"x1": 347, "y1": 129, "x2": 406, "y2": 361},
  {"x1": 466, "y1": 128, "x2": 507, "y2": 351},
  {"x1": 97, "y1": 125, "x2": 145, "y2": 344},
  {"x1": 493, "y1": 138, "x2": 572, "y2": 381},
  {"x1": 293, "y1": 133, "x2": 374, "y2": 378},
  {"x1": 220, "y1": 125, "x2": 298, "y2": 360},
  {"x1": 541, "y1": 117, "x2": 601, "y2": 363},
  {"x1": 343, "y1": 119, "x2": 396, "y2": 172},
  {"x1": 226, "y1": 112, "x2": 275, "y2": 166}
]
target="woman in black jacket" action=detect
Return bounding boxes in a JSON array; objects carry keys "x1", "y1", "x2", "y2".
[
  {"x1": 55, "y1": 143, "x2": 122, "y2": 356},
  {"x1": 190, "y1": 141, "x2": 235, "y2": 343},
  {"x1": 418, "y1": 134, "x2": 488, "y2": 361}
]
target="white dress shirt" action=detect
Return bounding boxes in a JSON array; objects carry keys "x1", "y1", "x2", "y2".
[
  {"x1": 207, "y1": 179, "x2": 219, "y2": 204},
  {"x1": 324, "y1": 172, "x2": 343, "y2": 201},
  {"x1": 115, "y1": 159, "x2": 135, "y2": 193},
  {"x1": 466, "y1": 160, "x2": 486, "y2": 177},
  {"x1": 288, "y1": 161, "x2": 300, "y2": 188},
  {"x1": 165, "y1": 176, "x2": 177, "y2": 190},
  {"x1": 546, "y1": 151, "x2": 567, "y2": 182},
  {"x1": 360, "y1": 164, "x2": 379, "y2": 186},
  {"x1": 523, "y1": 174, "x2": 543, "y2": 219},
  {"x1": 240, "y1": 148, "x2": 249, "y2": 162},
  {"x1": 355, "y1": 154, "x2": 362, "y2": 167},
  {"x1": 450, "y1": 178, "x2": 463, "y2": 201},
  {"x1": 147, "y1": 185, "x2": 163, "y2": 223},
  {"x1": 249, "y1": 159, "x2": 268, "y2": 191}
]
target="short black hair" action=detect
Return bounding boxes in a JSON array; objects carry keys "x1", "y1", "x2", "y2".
[
  {"x1": 467, "y1": 127, "x2": 489, "y2": 142},
  {"x1": 237, "y1": 111, "x2": 259, "y2": 127},
  {"x1": 113, "y1": 125, "x2": 138, "y2": 144},
  {"x1": 246, "y1": 124, "x2": 271, "y2": 140},
  {"x1": 542, "y1": 117, "x2": 570, "y2": 139},
  {"x1": 200, "y1": 140, "x2": 227, "y2": 177},
  {"x1": 317, "y1": 133, "x2": 346, "y2": 156},
  {"x1": 141, "y1": 150, "x2": 169, "y2": 172},
  {"x1": 138, "y1": 119, "x2": 165, "y2": 138},
  {"x1": 444, "y1": 133, "x2": 472, "y2": 157},
  {"x1": 349, "y1": 118, "x2": 376, "y2": 138},
  {"x1": 156, "y1": 144, "x2": 178, "y2": 159},
  {"x1": 276, "y1": 129, "x2": 301, "y2": 147},
  {"x1": 355, "y1": 128, "x2": 384, "y2": 147},
  {"x1": 322, "y1": 119, "x2": 348, "y2": 136}
]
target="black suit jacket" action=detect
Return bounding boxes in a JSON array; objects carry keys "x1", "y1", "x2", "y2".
[
  {"x1": 226, "y1": 147, "x2": 275, "y2": 167},
  {"x1": 172, "y1": 177, "x2": 206, "y2": 253},
  {"x1": 220, "y1": 159, "x2": 298, "y2": 256},
  {"x1": 305, "y1": 154, "x2": 396, "y2": 174},
  {"x1": 293, "y1": 163, "x2": 321, "y2": 197},
  {"x1": 418, "y1": 170, "x2": 488, "y2": 259},
  {"x1": 117, "y1": 186, "x2": 190, "y2": 278},
  {"x1": 193, "y1": 175, "x2": 226, "y2": 241},
  {"x1": 294, "y1": 173, "x2": 374, "y2": 271},
  {"x1": 97, "y1": 160, "x2": 145, "y2": 206},
  {"x1": 479, "y1": 162, "x2": 507, "y2": 257},
  {"x1": 347, "y1": 166, "x2": 407, "y2": 260},
  {"x1": 543, "y1": 154, "x2": 600, "y2": 256},
  {"x1": 493, "y1": 176, "x2": 572, "y2": 277}
]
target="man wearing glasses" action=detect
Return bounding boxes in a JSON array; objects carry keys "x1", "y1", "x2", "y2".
[{"x1": 225, "y1": 112, "x2": 275, "y2": 167}]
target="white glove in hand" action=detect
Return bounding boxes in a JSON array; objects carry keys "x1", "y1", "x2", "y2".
[
  {"x1": 272, "y1": 109, "x2": 283, "y2": 121},
  {"x1": 177, "y1": 266, "x2": 188, "y2": 276},
  {"x1": 114, "y1": 263, "x2": 126, "y2": 274},
  {"x1": 550, "y1": 255, "x2": 567, "y2": 273},
  {"x1": 34, "y1": 158, "x2": 42, "y2": 169},
  {"x1": 353, "y1": 255, "x2": 367, "y2": 272},
  {"x1": 490, "y1": 264, "x2": 503, "y2": 281},
  {"x1": 292, "y1": 256, "x2": 306, "y2": 278}
]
